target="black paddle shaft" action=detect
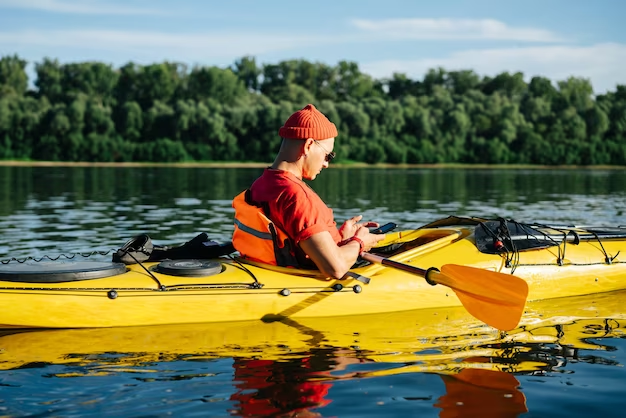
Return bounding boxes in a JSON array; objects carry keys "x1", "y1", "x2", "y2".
[
  {"x1": 360, "y1": 253, "x2": 433, "y2": 282},
  {"x1": 380, "y1": 258, "x2": 428, "y2": 276}
]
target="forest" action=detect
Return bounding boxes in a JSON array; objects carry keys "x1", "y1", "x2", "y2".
[{"x1": 0, "y1": 54, "x2": 625, "y2": 165}]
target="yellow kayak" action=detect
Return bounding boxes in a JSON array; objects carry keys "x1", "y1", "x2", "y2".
[{"x1": 0, "y1": 216, "x2": 624, "y2": 329}]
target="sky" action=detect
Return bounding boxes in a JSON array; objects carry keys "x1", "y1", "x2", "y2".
[{"x1": 1, "y1": 0, "x2": 625, "y2": 93}]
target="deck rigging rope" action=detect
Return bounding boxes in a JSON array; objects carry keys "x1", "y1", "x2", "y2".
[
  {"x1": 482, "y1": 219, "x2": 623, "y2": 273},
  {"x1": 1, "y1": 250, "x2": 115, "y2": 264}
]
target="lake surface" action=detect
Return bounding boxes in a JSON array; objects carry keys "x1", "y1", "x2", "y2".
[{"x1": 0, "y1": 165, "x2": 625, "y2": 417}]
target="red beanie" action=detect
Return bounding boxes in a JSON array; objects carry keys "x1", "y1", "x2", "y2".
[{"x1": 278, "y1": 104, "x2": 338, "y2": 140}]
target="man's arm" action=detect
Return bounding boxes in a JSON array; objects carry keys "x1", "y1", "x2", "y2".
[{"x1": 300, "y1": 228, "x2": 384, "y2": 280}]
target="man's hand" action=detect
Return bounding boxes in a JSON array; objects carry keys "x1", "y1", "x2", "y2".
[{"x1": 339, "y1": 215, "x2": 379, "y2": 240}]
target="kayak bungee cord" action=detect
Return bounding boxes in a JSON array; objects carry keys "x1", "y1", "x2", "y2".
[
  {"x1": 0, "y1": 250, "x2": 114, "y2": 265},
  {"x1": 117, "y1": 245, "x2": 164, "y2": 289},
  {"x1": 0, "y1": 283, "x2": 284, "y2": 294},
  {"x1": 525, "y1": 221, "x2": 580, "y2": 266},
  {"x1": 0, "y1": 247, "x2": 355, "y2": 295},
  {"x1": 227, "y1": 254, "x2": 263, "y2": 289},
  {"x1": 0, "y1": 247, "x2": 268, "y2": 294},
  {"x1": 589, "y1": 231, "x2": 621, "y2": 265},
  {"x1": 480, "y1": 219, "x2": 624, "y2": 272},
  {"x1": 514, "y1": 220, "x2": 622, "y2": 267},
  {"x1": 499, "y1": 218, "x2": 521, "y2": 272}
]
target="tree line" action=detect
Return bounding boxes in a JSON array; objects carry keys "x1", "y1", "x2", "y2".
[{"x1": 1, "y1": 54, "x2": 625, "y2": 165}]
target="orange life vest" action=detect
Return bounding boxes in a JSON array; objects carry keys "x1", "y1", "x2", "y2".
[{"x1": 232, "y1": 190, "x2": 299, "y2": 266}]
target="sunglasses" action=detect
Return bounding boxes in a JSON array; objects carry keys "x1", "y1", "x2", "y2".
[{"x1": 314, "y1": 140, "x2": 336, "y2": 162}]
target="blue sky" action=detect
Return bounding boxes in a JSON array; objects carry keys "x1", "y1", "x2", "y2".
[{"x1": 1, "y1": 0, "x2": 624, "y2": 93}]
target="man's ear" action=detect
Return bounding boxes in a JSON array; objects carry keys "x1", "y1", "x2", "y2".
[{"x1": 302, "y1": 138, "x2": 315, "y2": 156}]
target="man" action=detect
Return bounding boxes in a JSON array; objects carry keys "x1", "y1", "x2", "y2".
[{"x1": 232, "y1": 104, "x2": 384, "y2": 279}]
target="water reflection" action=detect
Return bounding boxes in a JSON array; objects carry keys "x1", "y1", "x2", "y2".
[
  {"x1": 230, "y1": 350, "x2": 339, "y2": 417},
  {"x1": 1, "y1": 290, "x2": 625, "y2": 417},
  {"x1": 230, "y1": 355, "x2": 528, "y2": 418},
  {"x1": 436, "y1": 368, "x2": 527, "y2": 418}
]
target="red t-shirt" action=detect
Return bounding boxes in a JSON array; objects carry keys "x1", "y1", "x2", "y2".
[{"x1": 249, "y1": 169, "x2": 342, "y2": 245}]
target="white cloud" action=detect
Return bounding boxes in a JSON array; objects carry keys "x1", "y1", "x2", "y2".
[
  {"x1": 360, "y1": 43, "x2": 626, "y2": 93},
  {"x1": 2, "y1": 25, "x2": 622, "y2": 94},
  {"x1": 350, "y1": 18, "x2": 563, "y2": 42},
  {"x1": 0, "y1": 29, "x2": 323, "y2": 60},
  {"x1": 0, "y1": 0, "x2": 164, "y2": 15}
]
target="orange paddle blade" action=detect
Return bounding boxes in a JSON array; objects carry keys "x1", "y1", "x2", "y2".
[
  {"x1": 359, "y1": 252, "x2": 528, "y2": 331},
  {"x1": 431, "y1": 265, "x2": 528, "y2": 331}
]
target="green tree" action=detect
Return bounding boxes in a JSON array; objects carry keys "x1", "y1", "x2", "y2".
[
  {"x1": 35, "y1": 58, "x2": 63, "y2": 102},
  {"x1": 232, "y1": 56, "x2": 261, "y2": 92},
  {"x1": 84, "y1": 99, "x2": 114, "y2": 137},
  {"x1": 61, "y1": 62, "x2": 118, "y2": 104},
  {"x1": 482, "y1": 72, "x2": 526, "y2": 98},
  {"x1": 115, "y1": 62, "x2": 185, "y2": 109},
  {"x1": 335, "y1": 102, "x2": 370, "y2": 138},
  {"x1": 585, "y1": 105, "x2": 609, "y2": 138},
  {"x1": 143, "y1": 101, "x2": 175, "y2": 143},
  {"x1": 556, "y1": 77, "x2": 594, "y2": 113},
  {"x1": 114, "y1": 101, "x2": 143, "y2": 142},
  {"x1": 0, "y1": 55, "x2": 28, "y2": 97},
  {"x1": 187, "y1": 66, "x2": 246, "y2": 104},
  {"x1": 151, "y1": 138, "x2": 189, "y2": 162},
  {"x1": 445, "y1": 70, "x2": 481, "y2": 95},
  {"x1": 528, "y1": 76, "x2": 557, "y2": 99},
  {"x1": 387, "y1": 73, "x2": 415, "y2": 99},
  {"x1": 423, "y1": 68, "x2": 447, "y2": 95},
  {"x1": 332, "y1": 60, "x2": 381, "y2": 101}
]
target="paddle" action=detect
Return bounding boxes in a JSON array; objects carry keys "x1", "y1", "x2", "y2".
[{"x1": 359, "y1": 252, "x2": 528, "y2": 331}]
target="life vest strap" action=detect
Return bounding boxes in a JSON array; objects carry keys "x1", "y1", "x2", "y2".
[{"x1": 234, "y1": 218, "x2": 273, "y2": 240}]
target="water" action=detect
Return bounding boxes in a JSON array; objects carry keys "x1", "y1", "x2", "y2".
[{"x1": 0, "y1": 165, "x2": 625, "y2": 417}]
